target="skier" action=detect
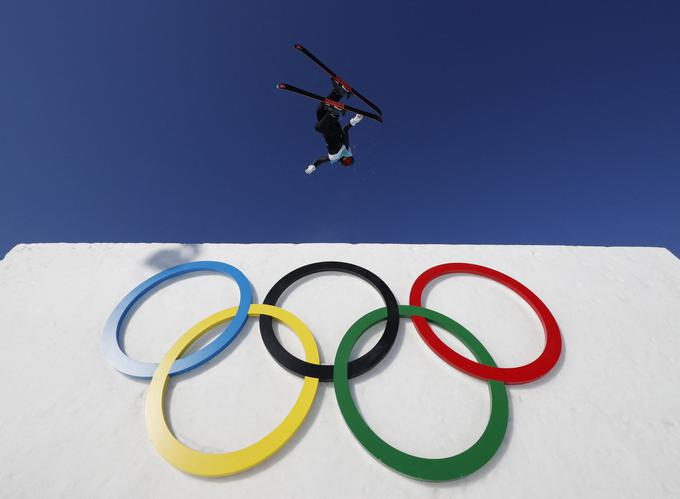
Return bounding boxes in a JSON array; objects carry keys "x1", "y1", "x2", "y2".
[{"x1": 305, "y1": 79, "x2": 364, "y2": 175}]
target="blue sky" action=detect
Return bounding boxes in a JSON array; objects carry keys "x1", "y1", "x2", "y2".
[{"x1": 1, "y1": 1, "x2": 678, "y2": 258}]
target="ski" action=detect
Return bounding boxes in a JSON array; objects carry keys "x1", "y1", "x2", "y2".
[
  {"x1": 277, "y1": 83, "x2": 384, "y2": 123},
  {"x1": 294, "y1": 43, "x2": 383, "y2": 118}
]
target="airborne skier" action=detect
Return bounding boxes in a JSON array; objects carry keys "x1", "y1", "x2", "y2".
[
  {"x1": 277, "y1": 44, "x2": 383, "y2": 175},
  {"x1": 305, "y1": 79, "x2": 364, "y2": 175}
]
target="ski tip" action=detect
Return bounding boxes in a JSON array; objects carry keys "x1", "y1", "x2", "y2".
[
  {"x1": 276, "y1": 83, "x2": 287, "y2": 90},
  {"x1": 294, "y1": 43, "x2": 304, "y2": 50}
]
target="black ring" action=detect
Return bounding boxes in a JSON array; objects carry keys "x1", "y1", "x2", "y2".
[{"x1": 259, "y1": 261, "x2": 400, "y2": 382}]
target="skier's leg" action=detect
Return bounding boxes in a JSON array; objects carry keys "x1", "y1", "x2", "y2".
[
  {"x1": 342, "y1": 124, "x2": 351, "y2": 149},
  {"x1": 316, "y1": 88, "x2": 344, "y2": 126},
  {"x1": 330, "y1": 77, "x2": 349, "y2": 100},
  {"x1": 314, "y1": 85, "x2": 345, "y2": 153},
  {"x1": 315, "y1": 112, "x2": 335, "y2": 134},
  {"x1": 342, "y1": 113, "x2": 364, "y2": 148},
  {"x1": 328, "y1": 89, "x2": 344, "y2": 101},
  {"x1": 316, "y1": 102, "x2": 328, "y2": 122}
]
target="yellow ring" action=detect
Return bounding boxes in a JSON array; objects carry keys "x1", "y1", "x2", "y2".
[{"x1": 145, "y1": 304, "x2": 320, "y2": 477}]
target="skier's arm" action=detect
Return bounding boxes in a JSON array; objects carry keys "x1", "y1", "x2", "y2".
[
  {"x1": 312, "y1": 156, "x2": 330, "y2": 167},
  {"x1": 342, "y1": 123, "x2": 352, "y2": 149},
  {"x1": 341, "y1": 114, "x2": 362, "y2": 149},
  {"x1": 305, "y1": 155, "x2": 330, "y2": 175}
]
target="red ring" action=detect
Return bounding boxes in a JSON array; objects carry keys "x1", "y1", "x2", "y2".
[{"x1": 409, "y1": 263, "x2": 562, "y2": 384}]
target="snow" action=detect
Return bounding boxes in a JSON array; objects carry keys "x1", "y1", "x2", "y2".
[{"x1": 0, "y1": 243, "x2": 679, "y2": 498}]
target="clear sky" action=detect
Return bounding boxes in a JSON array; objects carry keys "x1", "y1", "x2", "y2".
[{"x1": 1, "y1": 1, "x2": 678, "y2": 258}]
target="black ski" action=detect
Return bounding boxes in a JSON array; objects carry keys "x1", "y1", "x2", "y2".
[
  {"x1": 294, "y1": 43, "x2": 383, "y2": 118},
  {"x1": 277, "y1": 83, "x2": 384, "y2": 123}
]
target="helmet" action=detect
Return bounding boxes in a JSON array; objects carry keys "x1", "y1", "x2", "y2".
[{"x1": 341, "y1": 156, "x2": 354, "y2": 167}]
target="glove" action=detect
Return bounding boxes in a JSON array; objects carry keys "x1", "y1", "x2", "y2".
[{"x1": 305, "y1": 164, "x2": 316, "y2": 174}]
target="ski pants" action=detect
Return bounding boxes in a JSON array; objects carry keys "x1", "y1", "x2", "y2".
[{"x1": 314, "y1": 90, "x2": 351, "y2": 154}]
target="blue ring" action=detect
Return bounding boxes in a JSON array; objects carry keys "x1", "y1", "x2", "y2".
[{"x1": 102, "y1": 261, "x2": 252, "y2": 379}]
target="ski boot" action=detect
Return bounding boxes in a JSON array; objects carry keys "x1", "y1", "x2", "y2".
[{"x1": 331, "y1": 77, "x2": 350, "y2": 98}]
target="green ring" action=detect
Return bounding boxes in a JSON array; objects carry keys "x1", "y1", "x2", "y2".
[{"x1": 333, "y1": 305, "x2": 509, "y2": 482}]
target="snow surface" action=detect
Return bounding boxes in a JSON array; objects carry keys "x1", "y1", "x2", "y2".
[{"x1": 0, "y1": 243, "x2": 679, "y2": 498}]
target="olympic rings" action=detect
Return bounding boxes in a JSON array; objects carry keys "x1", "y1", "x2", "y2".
[
  {"x1": 409, "y1": 263, "x2": 562, "y2": 384},
  {"x1": 103, "y1": 259, "x2": 562, "y2": 481},
  {"x1": 334, "y1": 305, "x2": 508, "y2": 481},
  {"x1": 260, "y1": 261, "x2": 399, "y2": 382},
  {"x1": 102, "y1": 261, "x2": 252, "y2": 378},
  {"x1": 146, "y1": 304, "x2": 319, "y2": 477}
]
